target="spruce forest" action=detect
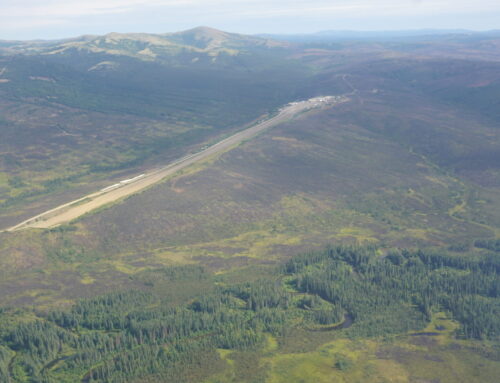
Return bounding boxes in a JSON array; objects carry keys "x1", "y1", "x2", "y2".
[{"x1": 1, "y1": 245, "x2": 499, "y2": 382}]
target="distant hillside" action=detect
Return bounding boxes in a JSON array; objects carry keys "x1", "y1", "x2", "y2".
[
  {"x1": 1, "y1": 27, "x2": 499, "y2": 228},
  {"x1": 0, "y1": 27, "x2": 307, "y2": 227},
  {"x1": 262, "y1": 29, "x2": 500, "y2": 42},
  {"x1": 5, "y1": 26, "x2": 289, "y2": 61}
]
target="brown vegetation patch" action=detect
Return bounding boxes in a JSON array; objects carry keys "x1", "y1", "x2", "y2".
[{"x1": 191, "y1": 255, "x2": 252, "y2": 271}]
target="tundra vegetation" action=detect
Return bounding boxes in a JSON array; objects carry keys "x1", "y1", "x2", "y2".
[{"x1": 0, "y1": 28, "x2": 499, "y2": 382}]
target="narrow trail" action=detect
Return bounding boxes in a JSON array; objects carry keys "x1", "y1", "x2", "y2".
[
  {"x1": 341, "y1": 74, "x2": 364, "y2": 105},
  {"x1": 5, "y1": 96, "x2": 347, "y2": 232}
]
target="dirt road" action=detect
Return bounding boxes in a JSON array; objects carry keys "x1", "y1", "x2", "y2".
[{"x1": 6, "y1": 97, "x2": 345, "y2": 231}]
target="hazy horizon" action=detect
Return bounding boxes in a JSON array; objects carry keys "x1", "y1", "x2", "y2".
[
  {"x1": 1, "y1": 26, "x2": 499, "y2": 42},
  {"x1": 1, "y1": 0, "x2": 499, "y2": 40}
]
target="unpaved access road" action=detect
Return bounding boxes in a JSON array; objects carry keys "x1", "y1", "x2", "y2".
[{"x1": 6, "y1": 97, "x2": 346, "y2": 231}]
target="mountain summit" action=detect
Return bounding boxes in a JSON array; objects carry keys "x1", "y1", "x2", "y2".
[
  {"x1": 167, "y1": 26, "x2": 280, "y2": 50},
  {"x1": 171, "y1": 26, "x2": 232, "y2": 48}
]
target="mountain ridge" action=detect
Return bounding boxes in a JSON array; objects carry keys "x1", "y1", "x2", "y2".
[{"x1": 0, "y1": 26, "x2": 289, "y2": 58}]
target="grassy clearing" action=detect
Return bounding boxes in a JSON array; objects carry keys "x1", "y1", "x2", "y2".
[{"x1": 261, "y1": 312, "x2": 499, "y2": 383}]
